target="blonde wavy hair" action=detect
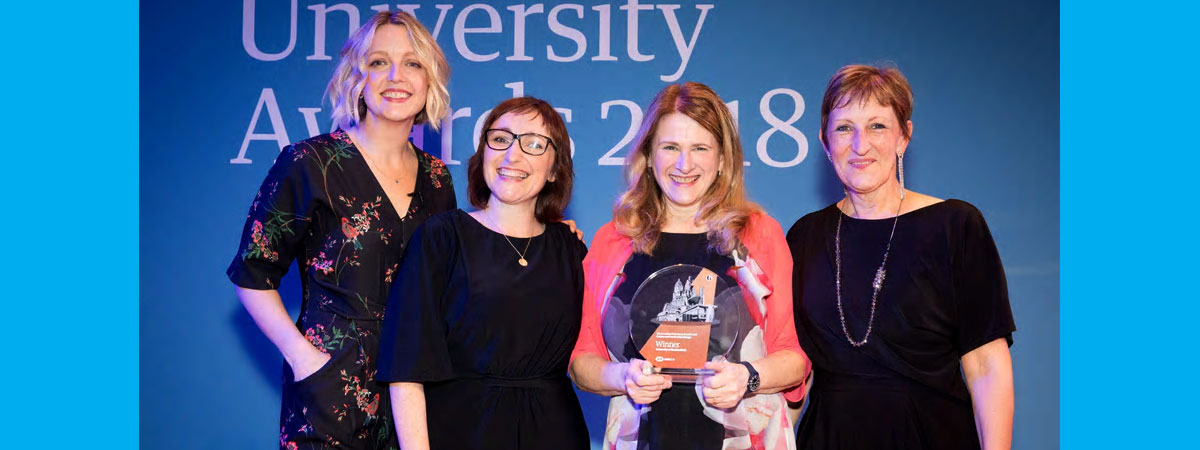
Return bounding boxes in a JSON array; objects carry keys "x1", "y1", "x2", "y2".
[
  {"x1": 325, "y1": 11, "x2": 450, "y2": 131},
  {"x1": 614, "y1": 82, "x2": 760, "y2": 255}
]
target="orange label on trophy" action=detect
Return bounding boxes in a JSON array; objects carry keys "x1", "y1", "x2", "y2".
[
  {"x1": 622, "y1": 264, "x2": 743, "y2": 383},
  {"x1": 639, "y1": 322, "x2": 713, "y2": 369}
]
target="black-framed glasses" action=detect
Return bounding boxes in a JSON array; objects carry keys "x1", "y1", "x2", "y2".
[{"x1": 484, "y1": 129, "x2": 555, "y2": 156}]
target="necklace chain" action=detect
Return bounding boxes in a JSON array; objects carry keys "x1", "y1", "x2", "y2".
[
  {"x1": 351, "y1": 130, "x2": 409, "y2": 184},
  {"x1": 834, "y1": 197, "x2": 903, "y2": 347},
  {"x1": 484, "y1": 211, "x2": 535, "y2": 267},
  {"x1": 501, "y1": 233, "x2": 533, "y2": 267}
]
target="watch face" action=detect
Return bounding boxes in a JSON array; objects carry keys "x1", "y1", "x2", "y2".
[{"x1": 743, "y1": 362, "x2": 760, "y2": 392}]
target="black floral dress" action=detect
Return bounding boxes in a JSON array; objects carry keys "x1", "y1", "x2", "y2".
[{"x1": 227, "y1": 130, "x2": 456, "y2": 450}]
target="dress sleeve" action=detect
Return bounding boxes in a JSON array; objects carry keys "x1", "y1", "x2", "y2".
[
  {"x1": 426, "y1": 153, "x2": 457, "y2": 213},
  {"x1": 226, "y1": 144, "x2": 316, "y2": 290},
  {"x1": 377, "y1": 213, "x2": 458, "y2": 383},
  {"x1": 570, "y1": 224, "x2": 617, "y2": 364},
  {"x1": 951, "y1": 203, "x2": 1016, "y2": 357},
  {"x1": 752, "y1": 214, "x2": 809, "y2": 403},
  {"x1": 785, "y1": 218, "x2": 808, "y2": 336}
]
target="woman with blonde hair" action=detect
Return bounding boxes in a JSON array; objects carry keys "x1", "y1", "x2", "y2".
[
  {"x1": 227, "y1": 11, "x2": 455, "y2": 449},
  {"x1": 570, "y1": 82, "x2": 810, "y2": 449},
  {"x1": 788, "y1": 64, "x2": 1015, "y2": 449}
]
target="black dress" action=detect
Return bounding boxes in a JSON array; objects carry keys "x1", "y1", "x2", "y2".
[
  {"x1": 377, "y1": 209, "x2": 590, "y2": 450},
  {"x1": 227, "y1": 131, "x2": 456, "y2": 450},
  {"x1": 787, "y1": 200, "x2": 1015, "y2": 450}
]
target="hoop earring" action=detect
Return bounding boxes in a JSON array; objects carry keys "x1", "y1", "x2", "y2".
[{"x1": 898, "y1": 153, "x2": 906, "y2": 200}]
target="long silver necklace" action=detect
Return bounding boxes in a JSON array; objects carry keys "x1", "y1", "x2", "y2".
[{"x1": 834, "y1": 196, "x2": 903, "y2": 347}]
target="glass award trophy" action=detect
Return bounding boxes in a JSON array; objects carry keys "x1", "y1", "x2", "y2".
[{"x1": 602, "y1": 264, "x2": 743, "y2": 383}]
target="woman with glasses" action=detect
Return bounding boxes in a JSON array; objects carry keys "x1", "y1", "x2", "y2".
[
  {"x1": 569, "y1": 82, "x2": 810, "y2": 450},
  {"x1": 378, "y1": 97, "x2": 590, "y2": 450},
  {"x1": 226, "y1": 11, "x2": 455, "y2": 449}
]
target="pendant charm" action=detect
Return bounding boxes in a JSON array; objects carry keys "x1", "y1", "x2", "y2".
[{"x1": 518, "y1": 258, "x2": 528, "y2": 267}]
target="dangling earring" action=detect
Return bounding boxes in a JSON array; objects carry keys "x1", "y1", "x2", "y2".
[{"x1": 898, "y1": 153, "x2": 906, "y2": 200}]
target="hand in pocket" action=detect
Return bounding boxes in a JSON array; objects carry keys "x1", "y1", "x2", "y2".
[{"x1": 291, "y1": 348, "x2": 333, "y2": 382}]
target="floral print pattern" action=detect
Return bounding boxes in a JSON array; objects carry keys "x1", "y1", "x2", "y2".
[
  {"x1": 421, "y1": 150, "x2": 451, "y2": 189},
  {"x1": 228, "y1": 131, "x2": 457, "y2": 450}
]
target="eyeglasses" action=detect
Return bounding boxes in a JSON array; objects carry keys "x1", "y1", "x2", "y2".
[{"x1": 484, "y1": 129, "x2": 556, "y2": 156}]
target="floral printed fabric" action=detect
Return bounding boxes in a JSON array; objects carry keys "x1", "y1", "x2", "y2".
[{"x1": 228, "y1": 131, "x2": 456, "y2": 449}]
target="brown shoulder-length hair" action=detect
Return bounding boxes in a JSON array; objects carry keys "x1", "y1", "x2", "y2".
[
  {"x1": 467, "y1": 97, "x2": 574, "y2": 223},
  {"x1": 613, "y1": 82, "x2": 760, "y2": 255},
  {"x1": 325, "y1": 11, "x2": 451, "y2": 131},
  {"x1": 819, "y1": 64, "x2": 913, "y2": 148}
]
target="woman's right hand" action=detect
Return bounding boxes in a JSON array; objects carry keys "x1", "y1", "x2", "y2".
[
  {"x1": 624, "y1": 359, "x2": 672, "y2": 404},
  {"x1": 290, "y1": 346, "x2": 332, "y2": 382}
]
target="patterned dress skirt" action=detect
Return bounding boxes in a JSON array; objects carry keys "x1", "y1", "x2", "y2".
[{"x1": 279, "y1": 311, "x2": 394, "y2": 450}]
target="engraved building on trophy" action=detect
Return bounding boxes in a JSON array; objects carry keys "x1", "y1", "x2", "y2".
[{"x1": 654, "y1": 276, "x2": 716, "y2": 322}]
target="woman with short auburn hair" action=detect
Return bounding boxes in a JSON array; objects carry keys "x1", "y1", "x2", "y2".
[{"x1": 788, "y1": 64, "x2": 1015, "y2": 449}]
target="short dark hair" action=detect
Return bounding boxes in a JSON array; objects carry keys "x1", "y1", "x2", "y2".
[{"x1": 466, "y1": 97, "x2": 574, "y2": 223}]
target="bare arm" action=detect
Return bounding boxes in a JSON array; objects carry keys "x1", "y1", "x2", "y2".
[
  {"x1": 569, "y1": 353, "x2": 627, "y2": 396},
  {"x1": 569, "y1": 354, "x2": 672, "y2": 403},
  {"x1": 235, "y1": 286, "x2": 328, "y2": 380},
  {"x1": 749, "y1": 349, "x2": 808, "y2": 394},
  {"x1": 961, "y1": 338, "x2": 1014, "y2": 450},
  {"x1": 390, "y1": 382, "x2": 430, "y2": 450}
]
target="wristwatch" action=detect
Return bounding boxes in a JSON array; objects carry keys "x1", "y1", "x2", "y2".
[{"x1": 739, "y1": 361, "x2": 760, "y2": 394}]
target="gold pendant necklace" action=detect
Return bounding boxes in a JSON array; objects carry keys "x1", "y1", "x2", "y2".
[
  {"x1": 510, "y1": 236, "x2": 532, "y2": 267},
  {"x1": 484, "y1": 211, "x2": 535, "y2": 267}
]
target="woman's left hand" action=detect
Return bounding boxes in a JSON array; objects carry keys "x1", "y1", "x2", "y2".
[
  {"x1": 701, "y1": 360, "x2": 750, "y2": 409},
  {"x1": 561, "y1": 219, "x2": 585, "y2": 242}
]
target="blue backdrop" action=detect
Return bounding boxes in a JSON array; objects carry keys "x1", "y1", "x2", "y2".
[{"x1": 140, "y1": 1, "x2": 1058, "y2": 448}]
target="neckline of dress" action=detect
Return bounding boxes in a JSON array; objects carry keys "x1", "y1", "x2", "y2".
[
  {"x1": 339, "y1": 130, "x2": 423, "y2": 222},
  {"x1": 458, "y1": 209, "x2": 548, "y2": 240},
  {"x1": 833, "y1": 199, "x2": 952, "y2": 222},
  {"x1": 659, "y1": 231, "x2": 708, "y2": 238}
]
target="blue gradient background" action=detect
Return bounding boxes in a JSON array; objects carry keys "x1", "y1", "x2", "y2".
[{"x1": 139, "y1": 1, "x2": 1059, "y2": 448}]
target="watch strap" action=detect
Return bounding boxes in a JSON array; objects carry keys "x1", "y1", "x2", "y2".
[{"x1": 739, "y1": 361, "x2": 760, "y2": 394}]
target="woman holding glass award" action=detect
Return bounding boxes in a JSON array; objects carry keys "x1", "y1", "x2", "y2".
[
  {"x1": 569, "y1": 82, "x2": 810, "y2": 450},
  {"x1": 378, "y1": 97, "x2": 590, "y2": 450}
]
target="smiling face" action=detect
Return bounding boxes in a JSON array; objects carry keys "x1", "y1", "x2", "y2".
[
  {"x1": 482, "y1": 111, "x2": 557, "y2": 210},
  {"x1": 360, "y1": 24, "x2": 429, "y2": 126},
  {"x1": 823, "y1": 97, "x2": 912, "y2": 196},
  {"x1": 650, "y1": 112, "x2": 724, "y2": 214}
]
